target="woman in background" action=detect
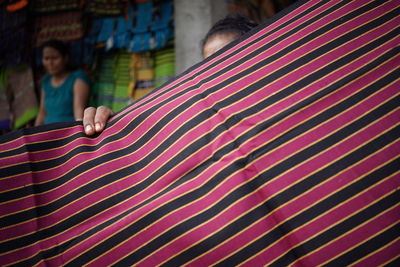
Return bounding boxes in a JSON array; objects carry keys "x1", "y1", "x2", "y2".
[{"x1": 35, "y1": 39, "x2": 90, "y2": 125}]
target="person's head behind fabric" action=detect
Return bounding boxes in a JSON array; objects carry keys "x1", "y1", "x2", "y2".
[{"x1": 202, "y1": 13, "x2": 258, "y2": 58}]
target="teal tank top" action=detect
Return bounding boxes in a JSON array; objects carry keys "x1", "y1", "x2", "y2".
[{"x1": 42, "y1": 70, "x2": 89, "y2": 124}]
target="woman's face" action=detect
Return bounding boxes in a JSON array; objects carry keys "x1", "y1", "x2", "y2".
[
  {"x1": 202, "y1": 32, "x2": 239, "y2": 58},
  {"x1": 42, "y1": 47, "x2": 68, "y2": 75}
]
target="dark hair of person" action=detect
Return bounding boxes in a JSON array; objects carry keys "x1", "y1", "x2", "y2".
[
  {"x1": 202, "y1": 13, "x2": 258, "y2": 48},
  {"x1": 41, "y1": 39, "x2": 69, "y2": 57}
]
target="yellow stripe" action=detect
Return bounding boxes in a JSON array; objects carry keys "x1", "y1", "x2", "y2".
[{"x1": 379, "y1": 254, "x2": 400, "y2": 267}]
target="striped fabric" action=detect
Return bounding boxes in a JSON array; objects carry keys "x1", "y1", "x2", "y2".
[{"x1": 1, "y1": 0, "x2": 399, "y2": 266}]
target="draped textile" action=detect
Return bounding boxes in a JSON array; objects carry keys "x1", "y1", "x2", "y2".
[{"x1": 1, "y1": 0, "x2": 399, "y2": 266}]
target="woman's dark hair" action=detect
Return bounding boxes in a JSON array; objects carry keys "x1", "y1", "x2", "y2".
[
  {"x1": 202, "y1": 13, "x2": 258, "y2": 48},
  {"x1": 41, "y1": 39, "x2": 69, "y2": 57}
]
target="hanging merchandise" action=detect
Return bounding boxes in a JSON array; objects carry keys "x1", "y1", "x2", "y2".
[
  {"x1": 31, "y1": 8, "x2": 91, "y2": 69},
  {"x1": 91, "y1": 0, "x2": 174, "y2": 53},
  {"x1": 150, "y1": 0, "x2": 174, "y2": 50},
  {"x1": 86, "y1": 17, "x2": 102, "y2": 45},
  {"x1": 154, "y1": 46, "x2": 175, "y2": 88},
  {"x1": 131, "y1": 52, "x2": 154, "y2": 101},
  {"x1": 85, "y1": 0, "x2": 125, "y2": 16},
  {"x1": 33, "y1": 0, "x2": 80, "y2": 13},
  {"x1": 0, "y1": 66, "x2": 12, "y2": 132},
  {"x1": 7, "y1": 66, "x2": 38, "y2": 129},
  {"x1": 130, "y1": 0, "x2": 153, "y2": 52},
  {"x1": 0, "y1": 3, "x2": 30, "y2": 67},
  {"x1": 112, "y1": 51, "x2": 133, "y2": 111},
  {"x1": 0, "y1": 65, "x2": 38, "y2": 131},
  {"x1": 96, "y1": 17, "x2": 115, "y2": 45},
  {"x1": 92, "y1": 11, "x2": 131, "y2": 51},
  {"x1": 88, "y1": 0, "x2": 175, "y2": 110},
  {"x1": 91, "y1": 51, "x2": 153, "y2": 111},
  {"x1": 114, "y1": 7, "x2": 134, "y2": 49},
  {"x1": 130, "y1": 0, "x2": 174, "y2": 52},
  {"x1": 5, "y1": 0, "x2": 28, "y2": 12},
  {"x1": 91, "y1": 51, "x2": 161, "y2": 110},
  {"x1": 32, "y1": 10, "x2": 84, "y2": 47},
  {"x1": 69, "y1": 38, "x2": 95, "y2": 67},
  {"x1": 91, "y1": 53, "x2": 117, "y2": 108}
]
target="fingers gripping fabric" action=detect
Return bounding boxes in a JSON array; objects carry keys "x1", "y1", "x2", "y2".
[{"x1": 0, "y1": 0, "x2": 399, "y2": 266}]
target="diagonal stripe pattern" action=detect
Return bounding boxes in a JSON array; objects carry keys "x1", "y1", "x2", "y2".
[{"x1": 0, "y1": 0, "x2": 399, "y2": 266}]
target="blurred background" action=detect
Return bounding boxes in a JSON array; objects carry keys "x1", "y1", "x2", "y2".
[{"x1": 0, "y1": 0, "x2": 296, "y2": 134}]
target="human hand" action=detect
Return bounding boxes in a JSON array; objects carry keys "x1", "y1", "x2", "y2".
[{"x1": 83, "y1": 106, "x2": 114, "y2": 135}]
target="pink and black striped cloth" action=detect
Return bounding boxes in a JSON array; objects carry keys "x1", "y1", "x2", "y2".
[{"x1": 1, "y1": 0, "x2": 399, "y2": 266}]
